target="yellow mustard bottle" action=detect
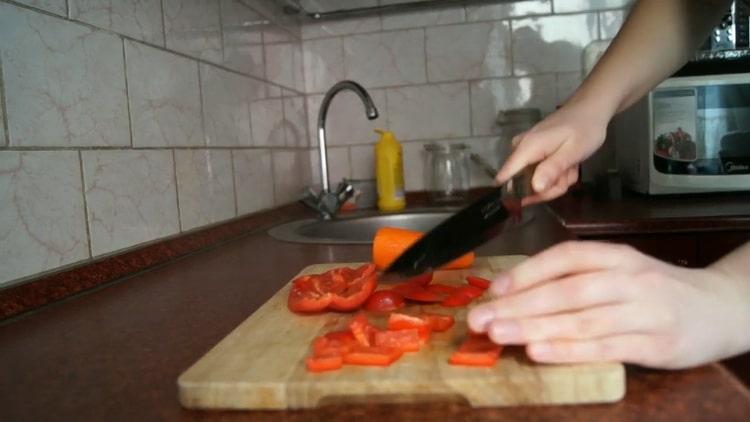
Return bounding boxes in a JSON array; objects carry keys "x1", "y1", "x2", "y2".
[{"x1": 374, "y1": 129, "x2": 406, "y2": 212}]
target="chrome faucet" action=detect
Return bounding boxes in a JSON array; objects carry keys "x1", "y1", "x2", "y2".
[{"x1": 302, "y1": 81, "x2": 379, "y2": 219}]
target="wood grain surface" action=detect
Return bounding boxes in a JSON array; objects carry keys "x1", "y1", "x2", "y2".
[{"x1": 178, "y1": 256, "x2": 625, "y2": 410}]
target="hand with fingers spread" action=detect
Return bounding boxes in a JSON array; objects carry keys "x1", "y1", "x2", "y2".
[{"x1": 467, "y1": 241, "x2": 750, "y2": 369}]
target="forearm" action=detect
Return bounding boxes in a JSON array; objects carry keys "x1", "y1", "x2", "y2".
[
  {"x1": 707, "y1": 242, "x2": 750, "y2": 355},
  {"x1": 568, "y1": 0, "x2": 731, "y2": 117}
]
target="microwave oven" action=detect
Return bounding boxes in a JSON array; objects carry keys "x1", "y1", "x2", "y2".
[{"x1": 612, "y1": 72, "x2": 750, "y2": 194}]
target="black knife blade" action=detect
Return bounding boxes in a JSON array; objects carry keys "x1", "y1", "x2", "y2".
[{"x1": 381, "y1": 168, "x2": 532, "y2": 282}]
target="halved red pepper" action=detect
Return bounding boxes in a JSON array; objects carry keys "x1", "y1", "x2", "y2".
[{"x1": 287, "y1": 264, "x2": 378, "y2": 313}]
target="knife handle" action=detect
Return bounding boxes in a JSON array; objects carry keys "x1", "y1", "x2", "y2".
[{"x1": 505, "y1": 165, "x2": 536, "y2": 200}]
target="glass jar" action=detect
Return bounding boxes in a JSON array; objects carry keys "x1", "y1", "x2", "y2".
[{"x1": 424, "y1": 143, "x2": 470, "y2": 203}]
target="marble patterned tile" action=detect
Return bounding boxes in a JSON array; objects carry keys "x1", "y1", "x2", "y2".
[
  {"x1": 466, "y1": 0, "x2": 551, "y2": 21},
  {"x1": 200, "y1": 64, "x2": 255, "y2": 147},
  {"x1": 470, "y1": 75, "x2": 556, "y2": 136},
  {"x1": 0, "y1": 151, "x2": 89, "y2": 286},
  {"x1": 309, "y1": 148, "x2": 321, "y2": 188},
  {"x1": 0, "y1": 4, "x2": 130, "y2": 147},
  {"x1": 401, "y1": 140, "x2": 431, "y2": 192},
  {"x1": 306, "y1": 89, "x2": 387, "y2": 146},
  {"x1": 381, "y1": 6, "x2": 465, "y2": 31},
  {"x1": 14, "y1": 0, "x2": 66, "y2": 16},
  {"x1": 242, "y1": 0, "x2": 300, "y2": 38},
  {"x1": 82, "y1": 150, "x2": 179, "y2": 256},
  {"x1": 302, "y1": 37, "x2": 344, "y2": 94},
  {"x1": 221, "y1": 0, "x2": 265, "y2": 77},
  {"x1": 343, "y1": 29, "x2": 426, "y2": 88},
  {"x1": 554, "y1": 0, "x2": 632, "y2": 13},
  {"x1": 454, "y1": 136, "x2": 510, "y2": 188},
  {"x1": 512, "y1": 13, "x2": 599, "y2": 75},
  {"x1": 125, "y1": 40, "x2": 203, "y2": 147},
  {"x1": 69, "y1": 0, "x2": 165, "y2": 45},
  {"x1": 163, "y1": 0, "x2": 222, "y2": 63},
  {"x1": 600, "y1": 9, "x2": 626, "y2": 39},
  {"x1": 272, "y1": 150, "x2": 312, "y2": 205},
  {"x1": 232, "y1": 149, "x2": 275, "y2": 215},
  {"x1": 265, "y1": 42, "x2": 304, "y2": 91},
  {"x1": 349, "y1": 144, "x2": 376, "y2": 180},
  {"x1": 174, "y1": 149, "x2": 236, "y2": 231},
  {"x1": 283, "y1": 96, "x2": 309, "y2": 148},
  {"x1": 263, "y1": 22, "x2": 297, "y2": 43},
  {"x1": 250, "y1": 97, "x2": 286, "y2": 147},
  {"x1": 426, "y1": 22, "x2": 511, "y2": 82},
  {"x1": 386, "y1": 83, "x2": 470, "y2": 141}
]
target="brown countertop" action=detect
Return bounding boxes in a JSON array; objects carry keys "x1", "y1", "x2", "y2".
[
  {"x1": 549, "y1": 189, "x2": 750, "y2": 236},
  {"x1": 1, "y1": 203, "x2": 749, "y2": 420}
]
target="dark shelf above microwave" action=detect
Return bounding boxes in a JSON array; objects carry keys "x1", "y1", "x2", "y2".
[{"x1": 278, "y1": 0, "x2": 531, "y2": 21}]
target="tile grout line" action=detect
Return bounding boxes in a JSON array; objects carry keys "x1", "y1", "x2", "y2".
[
  {"x1": 121, "y1": 39, "x2": 135, "y2": 148},
  {"x1": 77, "y1": 150, "x2": 94, "y2": 259},
  {"x1": 422, "y1": 27, "x2": 429, "y2": 82},
  {"x1": 196, "y1": 62, "x2": 207, "y2": 147},
  {"x1": 217, "y1": 0, "x2": 225, "y2": 63},
  {"x1": 159, "y1": 0, "x2": 167, "y2": 47},
  {"x1": 0, "y1": 57, "x2": 10, "y2": 146},
  {"x1": 171, "y1": 149, "x2": 183, "y2": 233},
  {"x1": 229, "y1": 149, "x2": 239, "y2": 217}
]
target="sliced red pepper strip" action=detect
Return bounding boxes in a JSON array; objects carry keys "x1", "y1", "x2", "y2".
[{"x1": 466, "y1": 276, "x2": 491, "y2": 290}]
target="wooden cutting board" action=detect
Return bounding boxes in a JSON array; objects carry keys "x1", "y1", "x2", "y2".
[{"x1": 178, "y1": 256, "x2": 625, "y2": 410}]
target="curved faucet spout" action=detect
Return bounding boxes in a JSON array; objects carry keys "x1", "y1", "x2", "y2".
[{"x1": 317, "y1": 81, "x2": 379, "y2": 193}]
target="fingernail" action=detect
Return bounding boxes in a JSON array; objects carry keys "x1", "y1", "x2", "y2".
[
  {"x1": 533, "y1": 176, "x2": 548, "y2": 192},
  {"x1": 529, "y1": 342, "x2": 551, "y2": 360},
  {"x1": 489, "y1": 320, "x2": 521, "y2": 343},
  {"x1": 490, "y1": 275, "x2": 511, "y2": 296},
  {"x1": 467, "y1": 306, "x2": 494, "y2": 332}
]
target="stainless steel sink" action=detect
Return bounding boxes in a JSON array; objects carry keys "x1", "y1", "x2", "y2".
[{"x1": 268, "y1": 208, "x2": 533, "y2": 244}]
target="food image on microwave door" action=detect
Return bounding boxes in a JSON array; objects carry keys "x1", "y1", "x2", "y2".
[{"x1": 654, "y1": 127, "x2": 697, "y2": 162}]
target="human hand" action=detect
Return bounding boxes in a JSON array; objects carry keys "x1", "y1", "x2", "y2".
[
  {"x1": 467, "y1": 241, "x2": 750, "y2": 369},
  {"x1": 496, "y1": 100, "x2": 609, "y2": 206}
]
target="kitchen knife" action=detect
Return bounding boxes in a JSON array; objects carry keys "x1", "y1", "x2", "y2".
[{"x1": 381, "y1": 167, "x2": 534, "y2": 281}]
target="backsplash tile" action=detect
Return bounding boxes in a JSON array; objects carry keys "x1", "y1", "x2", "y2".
[
  {"x1": 14, "y1": 0, "x2": 66, "y2": 16},
  {"x1": 303, "y1": 37, "x2": 345, "y2": 94},
  {"x1": 272, "y1": 150, "x2": 313, "y2": 204},
  {"x1": 466, "y1": 0, "x2": 551, "y2": 21},
  {"x1": 554, "y1": 0, "x2": 633, "y2": 13},
  {"x1": 386, "y1": 82, "x2": 471, "y2": 141},
  {"x1": 200, "y1": 64, "x2": 255, "y2": 147},
  {"x1": 163, "y1": 0, "x2": 222, "y2": 63},
  {"x1": 470, "y1": 75, "x2": 557, "y2": 136},
  {"x1": 512, "y1": 13, "x2": 599, "y2": 75},
  {"x1": 232, "y1": 149, "x2": 275, "y2": 214},
  {"x1": 556, "y1": 71, "x2": 583, "y2": 105},
  {"x1": 1, "y1": 3, "x2": 130, "y2": 147},
  {"x1": 265, "y1": 42, "x2": 305, "y2": 91},
  {"x1": 350, "y1": 144, "x2": 375, "y2": 180},
  {"x1": 0, "y1": 151, "x2": 89, "y2": 285},
  {"x1": 283, "y1": 96, "x2": 309, "y2": 147},
  {"x1": 0, "y1": 73, "x2": 6, "y2": 147},
  {"x1": 82, "y1": 150, "x2": 179, "y2": 257},
  {"x1": 381, "y1": 6, "x2": 465, "y2": 31},
  {"x1": 600, "y1": 9, "x2": 626, "y2": 39},
  {"x1": 175, "y1": 149, "x2": 236, "y2": 231},
  {"x1": 250, "y1": 97, "x2": 286, "y2": 147},
  {"x1": 125, "y1": 40, "x2": 203, "y2": 147},
  {"x1": 343, "y1": 29, "x2": 427, "y2": 88},
  {"x1": 324, "y1": 146, "x2": 352, "y2": 186},
  {"x1": 69, "y1": 0, "x2": 165, "y2": 46},
  {"x1": 426, "y1": 21, "x2": 511, "y2": 82},
  {"x1": 302, "y1": 15, "x2": 381, "y2": 40},
  {"x1": 221, "y1": 0, "x2": 265, "y2": 77},
  {"x1": 305, "y1": 88, "x2": 387, "y2": 146}
]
